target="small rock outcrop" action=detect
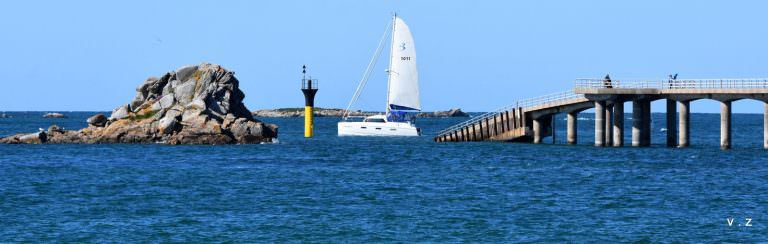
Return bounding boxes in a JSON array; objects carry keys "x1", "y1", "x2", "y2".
[
  {"x1": 0, "y1": 113, "x2": 11, "y2": 118},
  {"x1": 43, "y1": 112, "x2": 66, "y2": 118},
  {"x1": 1, "y1": 63, "x2": 278, "y2": 145},
  {"x1": 416, "y1": 108, "x2": 469, "y2": 118}
]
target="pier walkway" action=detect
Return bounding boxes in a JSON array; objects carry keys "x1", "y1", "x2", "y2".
[{"x1": 434, "y1": 78, "x2": 768, "y2": 149}]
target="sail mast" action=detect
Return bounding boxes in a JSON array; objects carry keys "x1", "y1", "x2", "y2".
[{"x1": 385, "y1": 13, "x2": 396, "y2": 115}]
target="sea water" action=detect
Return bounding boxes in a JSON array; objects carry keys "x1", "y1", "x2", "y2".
[{"x1": 0, "y1": 112, "x2": 766, "y2": 242}]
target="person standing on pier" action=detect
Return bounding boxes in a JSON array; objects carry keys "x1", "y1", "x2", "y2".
[
  {"x1": 603, "y1": 74, "x2": 613, "y2": 88},
  {"x1": 668, "y1": 73, "x2": 678, "y2": 89}
]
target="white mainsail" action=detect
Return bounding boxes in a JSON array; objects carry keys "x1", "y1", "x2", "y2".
[{"x1": 386, "y1": 16, "x2": 420, "y2": 112}]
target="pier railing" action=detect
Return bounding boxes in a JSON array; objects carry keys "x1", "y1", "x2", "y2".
[
  {"x1": 437, "y1": 91, "x2": 584, "y2": 136},
  {"x1": 575, "y1": 78, "x2": 768, "y2": 89}
]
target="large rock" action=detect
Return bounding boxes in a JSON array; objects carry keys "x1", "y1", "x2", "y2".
[
  {"x1": 157, "y1": 117, "x2": 179, "y2": 135},
  {"x1": 110, "y1": 105, "x2": 130, "y2": 120},
  {"x1": 48, "y1": 125, "x2": 64, "y2": 134},
  {"x1": 1, "y1": 63, "x2": 278, "y2": 145},
  {"x1": 18, "y1": 132, "x2": 47, "y2": 144},
  {"x1": 87, "y1": 114, "x2": 108, "y2": 127}
]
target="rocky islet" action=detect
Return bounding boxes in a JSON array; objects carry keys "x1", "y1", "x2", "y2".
[{"x1": 1, "y1": 63, "x2": 278, "y2": 144}]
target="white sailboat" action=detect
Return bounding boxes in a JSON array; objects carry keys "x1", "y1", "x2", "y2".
[{"x1": 338, "y1": 15, "x2": 421, "y2": 136}]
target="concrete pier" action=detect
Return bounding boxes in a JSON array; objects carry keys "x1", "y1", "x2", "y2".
[
  {"x1": 595, "y1": 101, "x2": 606, "y2": 147},
  {"x1": 613, "y1": 102, "x2": 624, "y2": 147},
  {"x1": 533, "y1": 118, "x2": 543, "y2": 144},
  {"x1": 435, "y1": 77, "x2": 768, "y2": 149},
  {"x1": 721, "y1": 101, "x2": 731, "y2": 149},
  {"x1": 678, "y1": 101, "x2": 690, "y2": 148},
  {"x1": 567, "y1": 112, "x2": 578, "y2": 145},
  {"x1": 666, "y1": 99, "x2": 677, "y2": 147},
  {"x1": 604, "y1": 104, "x2": 613, "y2": 146}
]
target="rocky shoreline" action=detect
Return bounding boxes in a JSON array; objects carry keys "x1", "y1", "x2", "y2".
[
  {"x1": 252, "y1": 107, "x2": 469, "y2": 118},
  {"x1": 1, "y1": 63, "x2": 278, "y2": 145}
]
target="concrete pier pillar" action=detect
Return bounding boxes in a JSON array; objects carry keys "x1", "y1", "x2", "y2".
[
  {"x1": 567, "y1": 112, "x2": 578, "y2": 145},
  {"x1": 678, "y1": 101, "x2": 690, "y2": 148},
  {"x1": 721, "y1": 101, "x2": 732, "y2": 150},
  {"x1": 613, "y1": 102, "x2": 624, "y2": 147},
  {"x1": 666, "y1": 99, "x2": 677, "y2": 147},
  {"x1": 484, "y1": 118, "x2": 491, "y2": 139},
  {"x1": 765, "y1": 102, "x2": 768, "y2": 149},
  {"x1": 632, "y1": 101, "x2": 644, "y2": 147},
  {"x1": 533, "y1": 117, "x2": 543, "y2": 144},
  {"x1": 551, "y1": 115, "x2": 556, "y2": 144},
  {"x1": 641, "y1": 101, "x2": 651, "y2": 146},
  {"x1": 605, "y1": 104, "x2": 613, "y2": 146},
  {"x1": 595, "y1": 101, "x2": 606, "y2": 147}
]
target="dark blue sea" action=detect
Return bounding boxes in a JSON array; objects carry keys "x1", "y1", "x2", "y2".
[{"x1": 0, "y1": 112, "x2": 766, "y2": 242}]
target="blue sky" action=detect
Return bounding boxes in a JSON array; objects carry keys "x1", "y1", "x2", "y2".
[{"x1": 1, "y1": 1, "x2": 767, "y2": 113}]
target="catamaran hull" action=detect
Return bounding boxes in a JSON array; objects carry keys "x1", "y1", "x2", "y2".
[{"x1": 338, "y1": 121, "x2": 420, "y2": 136}]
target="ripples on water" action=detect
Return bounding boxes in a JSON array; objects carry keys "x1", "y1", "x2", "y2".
[{"x1": 0, "y1": 112, "x2": 766, "y2": 242}]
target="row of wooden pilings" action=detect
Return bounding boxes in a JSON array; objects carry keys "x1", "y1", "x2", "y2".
[{"x1": 434, "y1": 107, "x2": 526, "y2": 142}]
